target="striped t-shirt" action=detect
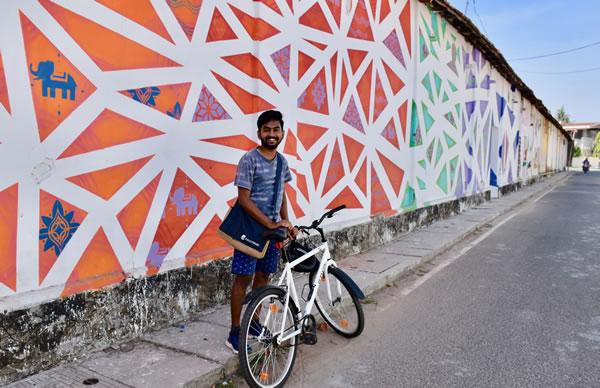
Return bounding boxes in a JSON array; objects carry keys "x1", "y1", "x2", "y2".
[{"x1": 234, "y1": 148, "x2": 292, "y2": 220}]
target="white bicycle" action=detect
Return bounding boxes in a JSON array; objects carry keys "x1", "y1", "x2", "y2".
[{"x1": 239, "y1": 205, "x2": 365, "y2": 388}]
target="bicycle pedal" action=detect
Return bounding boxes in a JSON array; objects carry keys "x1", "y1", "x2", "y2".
[
  {"x1": 301, "y1": 315, "x2": 318, "y2": 345},
  {"x1": 301, "y1": 331, "x2": 318, "y2": 345}
]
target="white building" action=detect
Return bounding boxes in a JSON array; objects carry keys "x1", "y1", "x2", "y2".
[{"x1": 563, "y1": 122, "x2": 600, "y2": 156}]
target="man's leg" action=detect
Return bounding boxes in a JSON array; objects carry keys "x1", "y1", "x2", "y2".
[
  {"x1": 227, "y1": 245, "x2": 278, "y2": 352},
  {"x1": 230, "y1": 274, "x2": 252, "y2": 328},
  {"x1": 252, "y1": 271, "x2": 270, "y2": 291},
  {"x1": 227, "y1": 249, "x2": 257, "y2": 353},
  {"x1": 249, "y1": 244, "x2": 279, "y2": 325}
]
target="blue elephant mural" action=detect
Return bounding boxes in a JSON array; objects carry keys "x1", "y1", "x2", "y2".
[{"x1": 30, "y1": 60, "x2": 77, "y2": 101}]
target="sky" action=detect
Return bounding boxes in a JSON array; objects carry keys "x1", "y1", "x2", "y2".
[{"x1": 447, "y1": 0, "x2": 600, "y2": 123}]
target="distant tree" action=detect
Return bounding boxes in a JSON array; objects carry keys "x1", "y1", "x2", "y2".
[
  {"x1": 593, "y1": 132, "x2": 600, "y2": 158},
  {"x1": 573, "y1": 146, "x2": 581, "y2": 157},
  {"x1": 555, "y1": 106, "x2": 571, "y2": 124}
]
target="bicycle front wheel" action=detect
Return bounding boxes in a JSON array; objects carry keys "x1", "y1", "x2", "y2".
[
  {"x1": 312, "y1": 268, "x2": 365, "y2": 338},
  {"x1": 239, "y1": 288, "x2": 298, "y2": 388}
]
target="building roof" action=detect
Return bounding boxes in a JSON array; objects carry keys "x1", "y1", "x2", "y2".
[
  {"x1": 418, "y1": 0, "x2": 570, "y2": 141},
  {"x1": 561, "y1": 122, "x2": 600, "y2": 131}
]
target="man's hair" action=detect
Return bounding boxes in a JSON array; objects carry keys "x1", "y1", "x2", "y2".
[{"x1": 257, "y1": 110, "x2": 284, "y2": 131}]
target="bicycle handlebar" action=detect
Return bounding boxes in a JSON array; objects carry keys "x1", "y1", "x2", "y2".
[{"x1": 296, "y1": 204, "x2": 346, "y2": 231}]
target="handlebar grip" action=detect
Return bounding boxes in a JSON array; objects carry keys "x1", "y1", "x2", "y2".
[
  {"x1": 326, "y1": 204, "x2": 346, "y2": 217},
  {"x1": 298, "y1": 205, "x2": 347, "y2": 231},
  {"x1": 262, "y1": 227, "x2": 288, "y2": 242}
]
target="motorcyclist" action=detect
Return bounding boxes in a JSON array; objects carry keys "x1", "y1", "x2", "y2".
[{"x1": 583, "y1": 158, "x2": 590, "y2": 172}]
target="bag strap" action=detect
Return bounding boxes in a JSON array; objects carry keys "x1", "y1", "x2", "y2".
[{"x1": 271, "y1": 153, "x2": 282, "y2": 221}]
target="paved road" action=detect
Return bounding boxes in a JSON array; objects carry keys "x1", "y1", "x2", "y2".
[{"x1": 286, "y1": 171, "x2": 600, "y2": 387}]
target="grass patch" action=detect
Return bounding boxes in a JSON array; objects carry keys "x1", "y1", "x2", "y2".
[{"x1": 361, "y1": 298, "x2": 378, "y2": 305}]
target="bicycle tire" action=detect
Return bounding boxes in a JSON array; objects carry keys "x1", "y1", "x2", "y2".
[
  {"x1": 312, "y1": 268, "x2": 365, "y2": 338},
  {"x1": 239, "y1": 288, "x2": 298, "y2": 388}
]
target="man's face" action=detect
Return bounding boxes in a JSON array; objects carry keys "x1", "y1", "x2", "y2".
[{"x1": 258, "y1": 119, "x2": 284, "y2": 150}]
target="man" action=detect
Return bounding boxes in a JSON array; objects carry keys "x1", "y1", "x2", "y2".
[{"x1": 226, "y1": 110, "x2": 297, "y2": 353}]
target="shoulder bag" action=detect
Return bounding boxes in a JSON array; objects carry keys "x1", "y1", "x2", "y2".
[{"x1": 217, "y1": 153, "x2": 282, "y2": 258}]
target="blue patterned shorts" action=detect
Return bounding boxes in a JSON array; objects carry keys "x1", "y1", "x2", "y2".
[{"x1": 231, "y1": 243, "x2": 279, "y2": 275}]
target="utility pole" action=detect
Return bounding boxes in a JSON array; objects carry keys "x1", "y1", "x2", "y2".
[{"x1": 464, "y1": 0, "x2": 469, "y2": 14}]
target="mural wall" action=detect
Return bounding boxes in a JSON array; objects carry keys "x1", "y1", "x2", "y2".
[{"x1": 0, "y1": 0, "x2": 567, "y2": 310}]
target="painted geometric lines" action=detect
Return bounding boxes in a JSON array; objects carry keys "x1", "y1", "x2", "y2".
[
  {"x1": 146, "y1": 169, "x2": 209, "y2": 275},
  {"x1": 38, "y1": 192, "x2": 87, "y2": 287},
  {"x1": 288, "y1": 0, "x2": 413, "y2": 214},
  {"x1": 0, "y1": 184, "x2": 18, "y2": 291},
  {"x1": 58, "y1": 109, "x2": 165, "y2": 159},
  {"x1": 411, "y1": 99, "x2": 461, "y2": 198},
  {"x1": 418, "y1": 5, "x2": 454, "y2": 65},
  {"x1": 166, "y1": 0, "x2": 202, "y2": 41},
  {"x1": 120, "y1": 83, "x2": 191, "y2": 120},
  {"x1": 337, "y1": 57, "x2": 407, "y2": 141},
  {"x1": 193, "y1": 86, "x2": 231, "y2": 122},
  {"x1": 95, "y1": 0, "x2": 175, "y2": 44},
  {"x1": 21, "y1": 13, "x2": 97, "y2": 143},
  {"x1": 3, "y1": 0, "x2": 424, "y2": 301},
  {"x1": 0, "y1": 50, "x2": 10, "y2": 115},
  {"x1": 60, "y1": 228, "x2": 126, "y2": 297},
  {"x1": 417, "y1": 5, "x2": 497, "y2": 200},
  {"x1": 37, "y1": 212, "x2": 125, "y2": 298},
  {"x1": 295, "y1": 116, "x2": 408, "y2": 216},
  {"x1": 298, "y1": 67, "x2": 329, "y2": 115},
  {"x1": 420, "y1": 4, "x2": 502, "y2": 193},
  {"x1": 294, "y1": 0, "x2": 411, "y2": 111},
  {"x1": 36, "y1": 190, "x2": 128, "y2": 297},
  {"x1": 415, "y1": 90, "x2": 464, "y2": 196},
  {"x1": 39, "y1": 0, "x2": 182, "y2": 71}
]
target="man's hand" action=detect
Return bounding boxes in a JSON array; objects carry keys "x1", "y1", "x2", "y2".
[
  {"x1": 273, "y1": 220, "x2": 298, "y2": 239},
  {"x1": 273, "y1": 219, "x2": 292, "y2": 230}
]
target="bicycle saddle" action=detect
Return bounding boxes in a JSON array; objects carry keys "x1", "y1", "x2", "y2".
[{"x1": 262, "y1": 227, "x2": 288, "y2": 242}]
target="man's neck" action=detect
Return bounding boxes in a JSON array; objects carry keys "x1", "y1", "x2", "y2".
[{"x1": 257, "y1": 146, "x2": 277, "y2": 160}]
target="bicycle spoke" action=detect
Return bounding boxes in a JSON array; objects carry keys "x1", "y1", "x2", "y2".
[
  {"x1": 248, "y1": 344, "x2": 268, "y2": 363},
  {"x1": 264, "y1": 348, "x2": 274, "y2": 384}
]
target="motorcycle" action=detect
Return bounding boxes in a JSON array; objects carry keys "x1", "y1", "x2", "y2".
[{"x1": 583, "y1": 161, "x2": 590, "y2": 173}]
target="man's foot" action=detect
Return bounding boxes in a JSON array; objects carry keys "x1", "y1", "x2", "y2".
[
  {"x1": 225, "y1": 329, "x2": 251, "y2": 354},
  {"x1": 225, "y1": 334, "x2": 240, "y2": 354}
]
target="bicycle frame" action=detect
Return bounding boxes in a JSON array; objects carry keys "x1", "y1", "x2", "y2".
[{"x1": 267, "y1": 241, "x2": 340, "y2": 345}]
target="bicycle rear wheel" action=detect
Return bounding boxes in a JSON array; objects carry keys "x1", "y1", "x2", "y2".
[
  {"x1": 239, "y1": 288, "x2": 298, "y2": 388},
  {"x1": 312, "y1": 268, "x2": 364, "y2": 338}
]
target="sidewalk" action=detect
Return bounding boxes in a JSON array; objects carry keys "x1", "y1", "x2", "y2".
[{"x1": 5, "y1": 172, "x2": 570, "y2": 388}]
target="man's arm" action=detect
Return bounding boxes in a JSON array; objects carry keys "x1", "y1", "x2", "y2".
[
  {"x1": 279, "y1": 189, "x2": 298, "y2": 238},
  {"x1": 279, "y1": 191, "x2": 289, "y2": 222}
]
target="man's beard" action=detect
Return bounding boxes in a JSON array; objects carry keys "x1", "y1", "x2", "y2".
[{"x1": 261, "y1": 136, "x2": 281, "y2": 150}]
